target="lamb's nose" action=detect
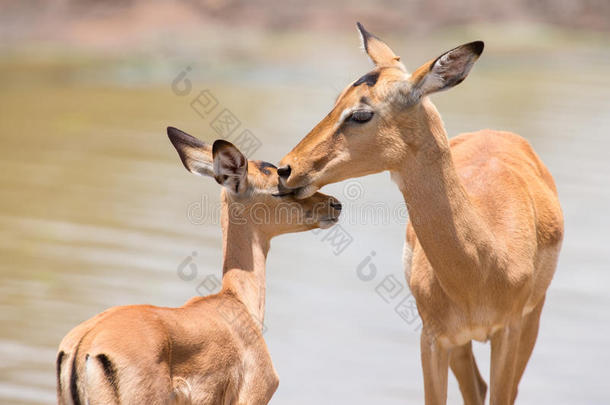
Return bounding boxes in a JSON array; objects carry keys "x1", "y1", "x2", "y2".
[{"x1": 277, "y1": 165, "x2": 291, "y2": 179}]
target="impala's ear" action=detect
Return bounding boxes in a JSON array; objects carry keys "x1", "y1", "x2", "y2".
[
  {"x1": 212, "y1": 140, "x2": 248, "y2": 194},
  {"x1": 167, "y1": 126, "x2": 214, "y2": 177},
  {"x1": 409, "y1": 41, "x2": 484, "y2": 99},
  {"x1": 357, "y1": 22, "x2": 405, "y2": 70}
]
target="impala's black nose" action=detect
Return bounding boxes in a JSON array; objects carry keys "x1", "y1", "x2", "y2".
[
  {"x1": 330, "y1": 200, "x2": 342, "y2": 211},
  {"x1": 277, "y1": 165, "x2": 291, "y2": 179}
]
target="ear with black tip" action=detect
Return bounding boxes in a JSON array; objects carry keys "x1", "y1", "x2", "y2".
[
  {"x1": 356, "y1": 22, "x2": 405, "y2": 70},
  {"x1": 409, "y1": 41, "x2": 484, "y2": 99},
  {"x1": 167, "y1": 126, "x2": 214, "y2": 177},
  {"x1": 212, "y1": 140, "x2": 248, "y2": 194}
]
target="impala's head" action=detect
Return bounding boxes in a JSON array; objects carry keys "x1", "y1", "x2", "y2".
[
  {"x1": 168, "y1": 127, "x2": 342, "y2": 237},
  {"x1": 278, "y1": 23, "x2": 483, "y2": 197}
]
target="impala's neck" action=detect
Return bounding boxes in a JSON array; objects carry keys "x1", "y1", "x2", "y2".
[
  {"x1": 393, "y1": 98, "x2": 497, "y2": 281},
  {"x1": 219, "y1": 196, "x2": 270, "y2": 327}
]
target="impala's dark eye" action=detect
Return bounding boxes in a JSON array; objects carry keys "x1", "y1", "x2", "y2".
[{"x1": 349, "y1": 110, "x2": 374, "y2": 123}]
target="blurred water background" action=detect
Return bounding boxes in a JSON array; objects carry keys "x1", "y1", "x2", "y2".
[{"x1": 1, "y1": 1, "x2": 609, "y2": 404}]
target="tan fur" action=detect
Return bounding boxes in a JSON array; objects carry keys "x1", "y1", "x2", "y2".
[
  {"x1": 279, "y1": 25, "x2": 563, "y2": 405},
  {"x1": 57, "y1": 133, "x2": 341, "y2": 405}
]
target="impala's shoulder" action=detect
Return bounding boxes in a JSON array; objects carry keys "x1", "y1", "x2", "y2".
[
  {"x1": 182, "y1": 291, "x2": 223, "y2": 308},
  {"x1": 451, "y1": 129, "x2": 527, "y2": 149},
  {"x1": 451, "y1": 129, "x2": 542, "y2": 169}
]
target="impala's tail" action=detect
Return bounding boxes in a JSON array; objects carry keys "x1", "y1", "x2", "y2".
[
  {"x1": 169, "y1": 377, "x2": 193, "y2": 404},
  {"x1": 56, "y1": 335, "x2": 87, "y2": 405},
  {"x1": 57, "y1": 346, "x2": 121, "y2": 405}
]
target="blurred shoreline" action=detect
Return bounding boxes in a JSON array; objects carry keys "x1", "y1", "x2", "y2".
[
  {"x1": 1, "y1": 0, "x2": 609, "y2": 52},
  {"x1": 1, "y1": 22, "x2": 608, "y2": 96}
]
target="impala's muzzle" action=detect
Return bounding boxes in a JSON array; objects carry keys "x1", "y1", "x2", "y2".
[
  {"x1": 278, "y1": 148, "x2": 329, "y2": 198},
  {"x1": 277, "y1": 165, "x2": 291, "y2": 179},
  {"x1": 319, "y1": 196, "x2": 342, "y2": 229},
  {"x1": 277, "y1": 164, "x2": 318, "y2": 198},
  {"x1": 330, "y1": 200, "x2": 342, "y2": 211}
]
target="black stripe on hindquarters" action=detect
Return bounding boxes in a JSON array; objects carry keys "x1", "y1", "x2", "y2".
[
  {"x1": 97, "y1": 353, "x2": 121, "y2": 403},
  {"x1": 56, "y1": 351, "x2": 65, "y2": 394}
]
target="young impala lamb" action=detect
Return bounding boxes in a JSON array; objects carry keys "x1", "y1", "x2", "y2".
[
  {"x1": 56, "y1": 127, "x2": 342, "y2": 405},
  {"x1": 277, "y1": 24, "x2": 563, "y2": 405}
]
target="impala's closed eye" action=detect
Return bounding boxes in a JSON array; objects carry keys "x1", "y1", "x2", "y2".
[{"x1": 349, "y1": 109, "x2": 374, "y2": 123}]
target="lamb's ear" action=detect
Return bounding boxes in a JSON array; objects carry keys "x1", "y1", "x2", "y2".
[
  {"x1": 357, "y1": 22, "x2": 405, "y2": 70},
  {"x1": 212, "y1": 140, "x2": 248, "y2": 194},
  {"x1": 409, "y1": 41, "x2": 484, "y2": 99},
  {"x1": 167, "y1": 127, "x2": 214, "y2": 177}
]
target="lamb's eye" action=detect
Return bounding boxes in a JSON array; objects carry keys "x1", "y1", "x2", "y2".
[{"x1": 349, "y1": 110, "x2": 374, "y2": 123}]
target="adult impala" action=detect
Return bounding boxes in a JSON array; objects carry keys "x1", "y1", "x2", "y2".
[
  {"x1": 278, "y1": 24, "x2": 563, "y2": 404},
  {"x1": 56, "y1": 127, "x2": 342, "y2": 405}
]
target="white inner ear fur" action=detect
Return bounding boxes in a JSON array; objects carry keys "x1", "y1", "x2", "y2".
[
  {"x1": 417, "y1": 69, "x2": 445, "y2": 97},
  {"x1": 214, "y1": 148, "x2": 248, "y2": 194},
  {"x1": 188, "y1": 158, "x2": 214, "y2": 177},
  {"x1": 213, "y1": 150, "x2": 245, "y2": 176},
  {"x1": 358, "y1": 31, "x2": 369, "y2": 60},
  {"x1": 417, "y1": 50, "x2": 476, "y2": 97}
]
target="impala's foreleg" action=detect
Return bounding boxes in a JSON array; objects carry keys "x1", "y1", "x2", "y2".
[
  {"x1": 510, "y1": 297, "x2": 545, "y2": 404},
  {"x1": 449, "y1": 341, "x2": 487, "y2": 405},
  {"x1": 420, "y1": 329, "x2": 450, "y2": 405},
  {"x1": 490, "y1": 320, "x2": 522, "y2": 405}
]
